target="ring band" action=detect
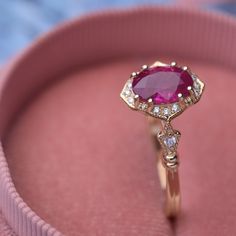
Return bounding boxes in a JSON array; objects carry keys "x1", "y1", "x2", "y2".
[
  {"x1": 148, "y1": 117, "x2": 180, "y2": 217},
  {"x1": 120, "y1": 61, "x2": 205, "y2": 218}
]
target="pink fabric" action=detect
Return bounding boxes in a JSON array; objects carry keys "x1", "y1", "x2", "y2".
[
  {"x1": 0, "y1": 6, "x2": 236, "y2": 236},
  {"x1": 0, "y1": 211, "x2": 15, "y2": 236}
]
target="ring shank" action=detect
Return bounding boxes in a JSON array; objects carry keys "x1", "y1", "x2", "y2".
[{"x1": 148, "y1": 116, "x2": 181, "y2": 218}]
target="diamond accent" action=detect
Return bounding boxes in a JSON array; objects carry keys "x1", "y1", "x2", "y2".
[
  {"x1": 152, "y1": 106, "x2": 160, "y2": 116},
  {"x1": 139, "y1": 103, "x2": 148, "y2": 111},
  {"x1": 193, "y1": 81, "x2": 201, "y2": 97},
  {"x1": 164, "y1": 136, "x2": 176, "y2": 148},
  {"x1": 163, "y1": 107, "x2": 170, "y2": 116},
  {"x1": 192, "y1": 74, "x2": 198, "y2": 81},
  {"x1": 127, "y1": 81, "x2": 132, "y2": 88},
  {"x1": 172, "y1": 104, "x2": 180, "y2": 113},
  {"x1": 124, "y1": 89, "x2": 131, "y2": 96},
  {"x1": 194, "y1": 81, "x2": 200, "y2": 90},
  {"x1": 157, "y1": 122, "x2": 181, "y2": 156},
  {"x1": 127, "y1": 97, "x2": 134, "y2": 105}
]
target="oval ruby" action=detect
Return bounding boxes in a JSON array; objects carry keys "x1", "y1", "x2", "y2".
[{"x1": 132, "y1": 66, "x2": 193, "y2": 104}]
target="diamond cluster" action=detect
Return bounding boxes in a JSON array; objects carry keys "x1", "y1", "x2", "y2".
[
  {"x1": 151, "y1": 103, "x2": 180, "y2": 119},
  {"x1": 122, "y1": 80, "x2": 135, "y2": 107}
]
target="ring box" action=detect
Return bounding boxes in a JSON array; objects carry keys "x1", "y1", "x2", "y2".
[{"x1": 0, "y1": 6, "x2": 236, "y2": 236}]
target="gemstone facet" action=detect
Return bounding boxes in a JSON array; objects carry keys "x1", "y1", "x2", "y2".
[
  {"x1": 132, "y1": 66, "x2": 193, "y2": 104},
  {"x1": 138, "y1": 103, "x2": 148, "y2": 111},
  {"x1": 127, "y1": 97, "x2": 134, "y2": 105},
  {"x1": 164, "y1": 136, "x2": 177, "y2": 148},
  {"x1": 163, "y1": 107, "x2": 170, "y2": 116},
  {"x1": 152, "y1": 106, "x2": 160, "y2": 116},
  {"x1": 172, "y1": 103, "x2": 180, "y2": 113}
]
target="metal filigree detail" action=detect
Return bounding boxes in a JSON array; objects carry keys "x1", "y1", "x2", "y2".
[{"x1": 157, "y1": 122, "x2": 181, "y2": 169}]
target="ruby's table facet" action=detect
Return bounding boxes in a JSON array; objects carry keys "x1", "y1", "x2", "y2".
[{"x1": 132, "y1": 66, "x2": 193, "y2": 104}]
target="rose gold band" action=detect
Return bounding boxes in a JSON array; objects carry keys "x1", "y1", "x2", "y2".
[{"x1": 148, "y1": 117, "x2": 181, "y2": 218}]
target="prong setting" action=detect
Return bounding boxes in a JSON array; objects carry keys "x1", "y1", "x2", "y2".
[
  {"x1": 120, "y1": 61, "x2": 205, "y2": 121},
  {"x1": 130, "y1": 72, "x2": 137, "y2": 78},
  {"x1": 141, "y1": 64, "x2": 148, "y2": 70}
]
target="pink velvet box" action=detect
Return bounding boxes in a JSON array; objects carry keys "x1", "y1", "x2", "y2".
[{"x1": 0, "y1": 6, "x2": 236, "y2": 236}]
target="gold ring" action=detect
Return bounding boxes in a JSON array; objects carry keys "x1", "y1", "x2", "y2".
[{"x1": 120, "y1": 61, "x2": 205, "y2": 218}]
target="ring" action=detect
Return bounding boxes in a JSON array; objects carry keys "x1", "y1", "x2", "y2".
[{"x1": 120, "y1": 61, "x2": 205, "y2": 218}]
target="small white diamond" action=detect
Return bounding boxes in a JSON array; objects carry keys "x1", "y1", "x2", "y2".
[
  {"x1": 172, "y1": 104, "x2": 180, "y2": 113},
  {"x1": 152, "y1": 106, "x2": 160, "y2": 116},
  {"x1": 163, "y1": 108, "x2": 170, "y2": 116},
  {"x1": 193, "y1": 81, "x2": 201, "y2": 97},
  {"x1": 127, "y1": 82, "x2": 132, "y2": 88},
  {"x1": 164, "y1": 136, "x2": 176, "y2": 148},
  {"x1": 192, "y1": 74, "x2": 198, "y2": 81},
  {"x1": 194, "y1": 89, "x2": 200, "y2": 97},
  {"x1": 127, "y1": 97, "x2": 134, "y2": 105},
  {"x1": 194, "y1": 81, "x2": 200, "y2": 90},
  {"x1": 139, "y1": 103, "x2": 148, "y2": 110},
  {"x1": 124, "y1": 89, "x2": 131, "y2": 96}
]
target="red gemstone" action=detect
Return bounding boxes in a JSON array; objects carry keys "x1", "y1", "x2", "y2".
[{"x1": 132, "y1": 66, "x2": 193, "y2": 104}]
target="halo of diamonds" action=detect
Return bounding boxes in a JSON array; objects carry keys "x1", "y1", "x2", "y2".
[{"x1": 120, "y1": 61, "x2": 205, "y2": 121}]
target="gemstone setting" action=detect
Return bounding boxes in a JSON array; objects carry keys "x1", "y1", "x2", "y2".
[
  {"x1": 164, "y1": 136, "x2": 177, "y2": 148},
  {"x1": 132, "y1": 66, "x2": 193, "y2": 105},
  {"x1": 158, "y1": 122, "x2": 181, "y2": 155},
  {"x1": 163, "y1": 107, "x2": 170, "y2": 116},
  {"x1": 172, "y1": 104, "x2": 180, "y2": 113},
  {"x1": 152, "y1": 106, "x2": 160, "y2": 116},
  {"x1": 120, "y1": 61, "x2": 204, "y2": 121}
]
